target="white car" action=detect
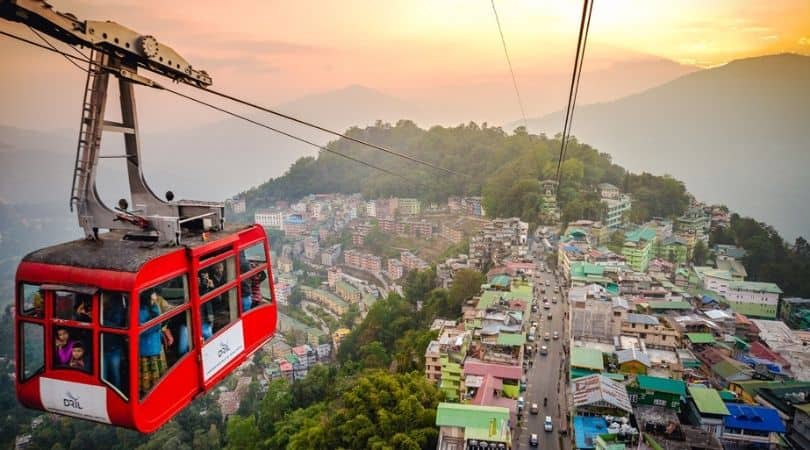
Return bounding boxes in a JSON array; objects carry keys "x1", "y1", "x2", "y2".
[
  {"x1": 530, "y1": 403, "x2": 539, "y2": 414},
  {"x1": 543, "y1": 302, "x2": 550, "y2": 309},
  {"x1": 553, "y1": 331, "x2": 560, "y2": 340},
  {"x1": 544, "y1": 416, "x2": 553, "y2": 431},
  {"x1": 529, "y1": 433, "x2": 539, "y2": 447},
  {"x1": 540, "y1": 345, "x2": 548, "y2": 355}
]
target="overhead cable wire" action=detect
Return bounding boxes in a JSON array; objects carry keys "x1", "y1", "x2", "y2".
[
  {"x1": 0, "y1": 28, "x2": 424, "y2": 186},
  {"x1": 199, "y1": 86, "x2": 470, "y2": 178},
  {"x1": 27, "y1": 26, "x2": 86, "y2": 72},
  {"x1": 554, "y1": 0, "x2": 593, "y2": 186},
  {"x1": 490, "y1": 0, "x2": 528, "y2": 129},
  {"x1": 559, "y1": 0, "x2": 593, "y2": 170},
  {"x1": 161, "y1": 86, "x2": 426, "y2": 186},
  {"x1": 1, "y1": 27, "x2": 466, "y2": 180}
]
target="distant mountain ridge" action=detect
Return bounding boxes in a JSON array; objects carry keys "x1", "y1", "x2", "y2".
[{"x1": 519, "y1": 53, "x2": 810, "y2": 240}]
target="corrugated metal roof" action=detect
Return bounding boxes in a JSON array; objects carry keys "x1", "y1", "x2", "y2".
[
  {"x1": 571, "y1": 374, "x2": 632, "y2": 413},
  {"x1": 724, "y1": 403, "x2": 785, "y2": 433},
  {"x1": 688, "y1": 386, "x2": 730, "y2": 416},
  {"x1": 571, "y1": 347, "x2": 605, "y2": 371},
  {"x1": 636, "y1": 375, "x2": 686, "y2": 396}
]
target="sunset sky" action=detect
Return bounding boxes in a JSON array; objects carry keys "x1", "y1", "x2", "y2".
[{"x1": 1, "y1": 0, "x2": 808, "y2": 130}]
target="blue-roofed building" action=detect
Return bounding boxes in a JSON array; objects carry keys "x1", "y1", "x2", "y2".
[
  {"x1": 721, "y1": 403, "x2": 785, "y2": 449},
  {"x1": 573, "y1": 415, "x2": 608, "y2": 449}
]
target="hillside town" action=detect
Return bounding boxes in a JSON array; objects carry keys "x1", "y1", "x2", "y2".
[{"x1": 222, "y1": 181, "x2": 810, "y2": 450}]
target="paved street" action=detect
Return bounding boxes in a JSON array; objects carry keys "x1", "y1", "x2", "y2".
[{"x1": 514, "y1": 240, "x2": 570, "y2": 450}]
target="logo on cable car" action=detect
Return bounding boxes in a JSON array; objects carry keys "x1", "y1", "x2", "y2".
[
  {"x1": 217, "y1": 342, "x2": 231, "y2": 358},
  {"x1": 63, "y1": 392, "x2": 83, "y2": 410}
]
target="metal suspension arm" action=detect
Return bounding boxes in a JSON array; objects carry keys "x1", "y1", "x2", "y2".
[{"x1": 0, "y1": 0, "x2": 212, "y2": 87}]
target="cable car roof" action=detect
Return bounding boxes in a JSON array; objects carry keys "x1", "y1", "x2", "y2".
[{"x1": 22, "y1": 224, "x2": 254, "y2": 273}]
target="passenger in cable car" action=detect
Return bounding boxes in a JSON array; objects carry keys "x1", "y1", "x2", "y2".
[
  {"x1": 74, "y1": 298, "x2": 91, "y2": 322},
  {"x1": 102, "y1": 294, "x2": 128, "y2": 392},
  {"x1": 139, "y1": 290, "x2": 175, "y2": 396},
  {"x1": 30, "y1": 289, "x2": 44, "y2": 318},
  {"x1": 54, "y1": 328, "x2": 76, "y2": 366},
  {"x1": 68, "y1": 341, "x2": 87, "y2": 370},
  {"x1": 249, "y1": 264, "x2": 267, "y2": 309}
]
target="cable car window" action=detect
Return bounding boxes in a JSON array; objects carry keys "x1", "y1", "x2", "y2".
[
  {"x1": 19, "y1": 284, "x2": 44, "y2": 318},
  {"x1": 242, "y1": 269, "x2": 272, "y2": 313},
  {"x1": 20, "y1": 322, "x2": 44, "y2": 381},
  {"x1": 53, "y1": 326, "x2": 92, "y2": 373},
  {"x1": 101, "y1": 332, "x2": 129, "y2": 399},
  {"x1": 200, "y1": 288, "x2": 238, "y2": 341},
  {"x1": 144, "y1": 276, "x2": 189, "y2": 309},
  {"x1": 53, "y1": 291, "x2": 93, "y2": 323},
  {"x1": 242, "y1": 242, "x2": 266, "y2": 264},
  {"x1": 101, "y1": 292, "x2": 129, "y2": 329},
  {"x1": 198, "y1": 257, "x2": 236, "y2": 297},
  {"x1": 137, "y1": 275, "x2": 192, "y2": 398}
]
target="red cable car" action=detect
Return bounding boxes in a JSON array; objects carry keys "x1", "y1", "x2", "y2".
[
  {"x1": 15, "y1": 224, "x2": 277, "y2": 432},
  {"x1": 4, "y1": 2, "x2": 278, "y2": 432}
]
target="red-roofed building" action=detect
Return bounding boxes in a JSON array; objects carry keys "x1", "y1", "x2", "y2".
[
  {"x1": 749, "y1": 341, "x2": 791, "y2": 370},
  {"x1": 463, "y1": 358, "x2": 522, "y2": 382}
]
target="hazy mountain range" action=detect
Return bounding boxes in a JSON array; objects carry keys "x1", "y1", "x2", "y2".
[
  {"x1": 516, "y1": 53, "x2": 810, "y2": 241},
  {"x1": 1, "y1": 53, "x2": 807, "y2": 240}
]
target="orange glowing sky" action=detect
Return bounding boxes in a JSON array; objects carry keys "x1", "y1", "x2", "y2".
[{"x1": 1, "y1": 0, "x2": 808, "y2": 129}]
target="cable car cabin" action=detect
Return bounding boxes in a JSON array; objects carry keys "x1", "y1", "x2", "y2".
[{"x1": 14, "y1": 224, "x2": 277, "y2": 432}]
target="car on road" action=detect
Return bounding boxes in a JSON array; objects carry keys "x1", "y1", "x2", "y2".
[
  {"x1": 544, "y1": 332, "x2": 551, "y2": 341},
  {"x1": 518, "y1": 396, "x2": 525, "y2": 410},
  {"x1": 540, "y1": 345, "x2": 548, "y2": 355},
  {"x1": 552, "y1": 297, "x2": 557, "y2": 304},
  {"x1": 547, "y1": 313, "x2": 553, "y2": 320},
  {"x1": 531, "y1": 320, "x2": 538, "y2": 328},
  {"x1": 543, "y1": 302, "x2": 550, "y2": 309},
  {"x1": 553, "y1": 331, "x2": 560, "y2": 340},
  {"x1": 544, "y1": 416, "x2": 553, "y2": 431},
  {"x1": 531, "y1": 304, "x2": 539, "y2": 313},
  {"x1": 529, "y1": 433, "x2": 539, "y2": 447},
  {"x1": 530, "y1": 403, "x2": 539, "y2": 414}
]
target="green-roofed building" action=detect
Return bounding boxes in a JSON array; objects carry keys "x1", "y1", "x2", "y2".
[
  {"x1": 623, "y1": 227, "x2": 657, "y2": 272},
  {"x1": 572, "y1": 347, "x2": 605, "y2": 372},
  {"x1": 570, "y1": 261, "x2": 613, "y2": 287},
  {"x1": 687, "y1": 385, "x2": 730, "y2": 419},
  {"x1": 657, "y1": 235, "x2": 689, "y2": 265},
  {"x1": 496, "y1": 332, "x2": 526, "y2": 347},
  {"x1": 440, "y1": 358, "x2": 463, "y2": 401},
  {"x1": 629, "y1": 375, "x2": 687, "y2": 412},
  {"x1": 686, "y1": 333, "x2": 716, "y2": 345},
  {"x1": 724, "y1": 281, "x2": 783, "y2": 319},
  {"x1": 489, "y1": 275, "x2": 511, "y2": 290},
  {"x1": 435, "y1": 403, "x2": 511, "y2": 446}
]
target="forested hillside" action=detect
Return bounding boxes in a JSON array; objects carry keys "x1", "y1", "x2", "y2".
[{"x1": 241, "y1": 121, "x2": 690, "y2": 225}]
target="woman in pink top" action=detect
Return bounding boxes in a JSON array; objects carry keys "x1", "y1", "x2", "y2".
[{"x1": 54, "y1": 328, "x2": 76, "y2": 366}]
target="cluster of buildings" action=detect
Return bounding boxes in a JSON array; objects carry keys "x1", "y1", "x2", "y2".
[
  {"x1": 469, "y1": 217, "x2": 530, "y2": 270},
  {"x1": 448, "y1": 196, "x2": 486, "y2": 217},
  {"x1": 429, "y1": 278, "x2": 536, "y2": 448}
]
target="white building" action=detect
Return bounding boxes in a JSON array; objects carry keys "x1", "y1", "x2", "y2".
[
  {"x1": 254, "y1": 210, "x2": 285, "y2": 229},
  {"x1": 365, "y1": 200, "x2": 377, "y2": 218},
  {"x1": 603, "y1": 194, "x2": 632, "y2": 229},
  {"x1": 725, "y1": 281, "x2": 782, "y2": 319}
]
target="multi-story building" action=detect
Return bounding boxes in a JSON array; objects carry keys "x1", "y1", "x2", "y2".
[
  {"x1": 621, "y1": 313, "x2": 681, "y2": 349},
  {"x1": 401, "y1": 251, "x2": 429, "y2": 272},
  {"x1": 424, "y1": 340, "x2": 442, "y2": 383},
  {"x1": 254, "y1": 209, "x2": 285, "y2": 229},
  {"x1": 336, "y1": 280, "x2": 361, "y2": 303},
  {"x1": 781, "y1": 297, "x2": 810, "y2": 330},
  {"x1": 274, "y1": 282, "x2": 291, "y2": 306},
  {"x1": 678, "y1": 204, "x2": 711, "y2": 242},
  {"x1": 303, "y1": 237, "x2": 320, "y2": 260},
  {"x1": 327, "y1": 267, "x2": 342, "y2": 288},
  {"x1": 228, "y1": 197, "x2": 246, "y2": 214},
  {"x1": 447, "y1": 196, "x2": 461, "y2": 213},
  {"x1": 657, "y1": 235, "x2": 688, "y2": 265},
  {"x1": 378, "y1": 217, "x2": 397, "y2": 234},
  {"x1": 332, "y1": 328, "x2": 351, "y2": 352},
  {"x1": 622, "y1": 227, "x2": 656, "y2": 272},
  {"x1": 405, "y1": 220, "x2": 433, "y2": 239},
  {"x1": 344, "y1": 249, "x2": 362, "y2": 268},
  {"x1": 320, "y1": 244, "x2": 342, "y2": 267},
  {"x1": 460, "y1": 196, "x2": 484, "y2": 217},
  {"x1": 539, "y1": 180, "x2": 560, "y2": 223},
  {"x1": 440, "y1": 223, "x2": 464, "y2": 244},
  {"x1": 283, "y1": 214, "x2": 307, "y2": 237},
  {"x1": 362, "y1": 253, "x2": 382, "y2": 272},
  {"x1": 725, "y1": 281, "x2": 782, "y2": 319},
  {"x1": 469, "y1": 217, "x2": 528, "y2": 270},
  {"x1": 387, "y1": 258, "x2": 404, "y2": 280},
  {"x1": 598, "y1": 183, "x2": 620, "y2": 199},
  {"x1": 602, "y1": 193, "x2": 632, "y2": 229},
  {"x1": 300, "y1": 286, "x2": 349, "y2": 316},
  {"x1": 397, "y1": 198, "x2": 421, "y2": 215},
  {"x1": 364, "y1": 200, "x2": 376, "y2": 217}
]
